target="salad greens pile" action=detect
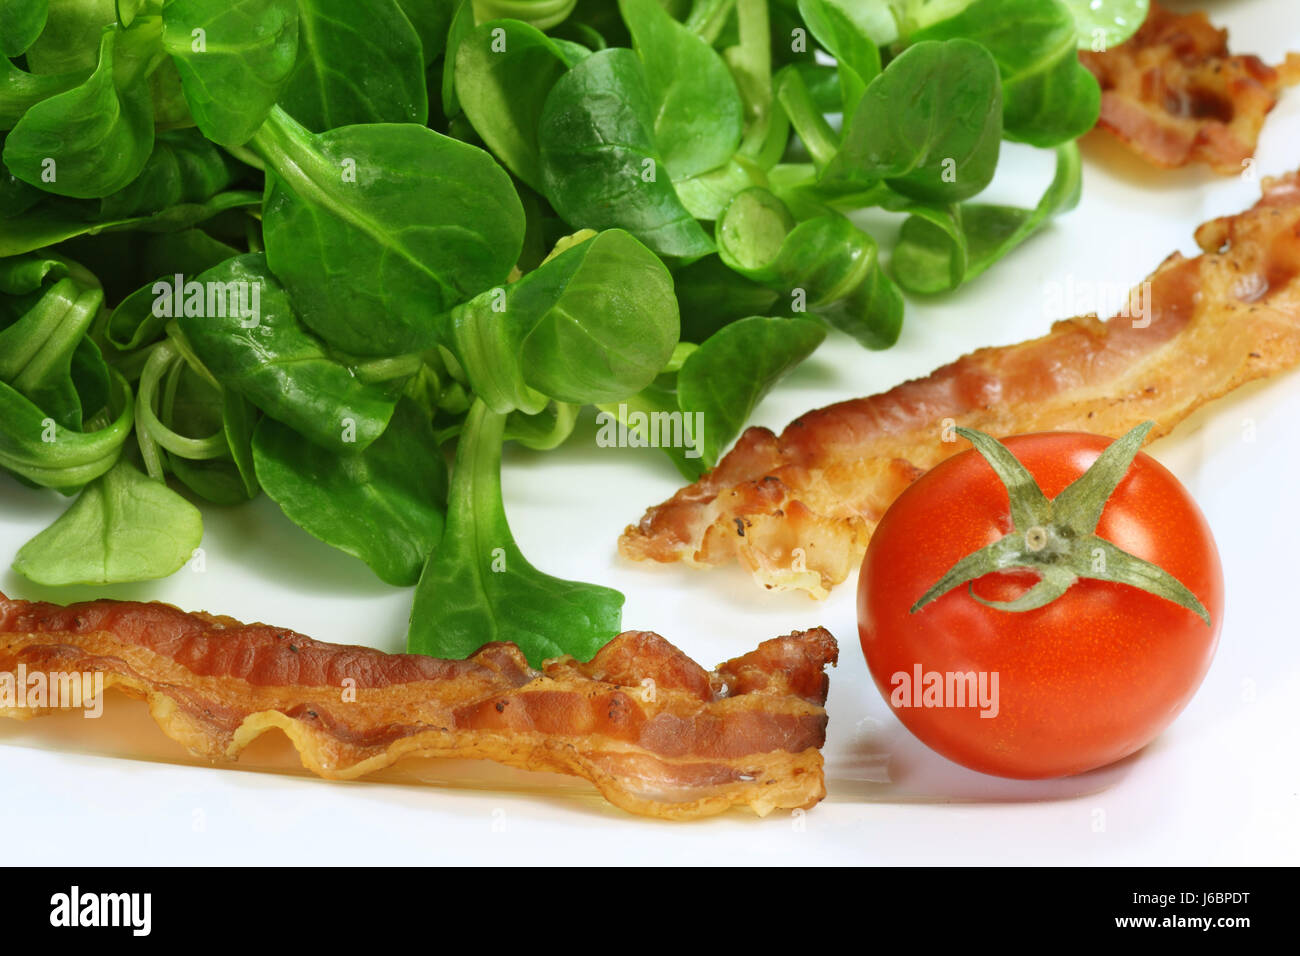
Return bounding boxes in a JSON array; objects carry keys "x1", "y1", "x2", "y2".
[{"x1": 0, "y1": 0, "x2": 1145, "y2": 664}]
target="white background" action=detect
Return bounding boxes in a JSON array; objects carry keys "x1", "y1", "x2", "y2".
[{"x1": 2, "y1": 0, "x2": 1298, "y2": 864}]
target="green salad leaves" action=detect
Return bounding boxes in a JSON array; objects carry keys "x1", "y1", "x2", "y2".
[{"x1": 1, "y1": 0, "x2": 1140, "y2": 664}]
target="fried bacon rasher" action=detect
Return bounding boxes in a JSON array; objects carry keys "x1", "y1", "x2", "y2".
[
  {"x1": 621, "y1": 171, "x2": 1300, "y2": 598},
  {"x1": 0, "y1": 593, "x2": 837, "y2": 819},
  {"x1": 1079, "y1": 0, "x2": 1300, "y2": 173}
]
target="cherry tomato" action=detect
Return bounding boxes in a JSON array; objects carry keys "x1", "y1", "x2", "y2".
[{"x1": 857, "y1": 431, "x2": 1224, "y2": 779}]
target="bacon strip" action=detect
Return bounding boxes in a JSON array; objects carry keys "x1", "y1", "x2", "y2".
[
  {"x1": 0, "y1": 593, "x2": 838, "y2": 819},
  {"x1": 621, "y1": 171, "x2": 1300, "y2": 597},
  {"x1": 1079, "y1": 0, "x2": 1300, "y2": 174}
]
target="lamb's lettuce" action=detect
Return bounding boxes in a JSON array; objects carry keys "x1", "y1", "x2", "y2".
[{"x1": 0, "y1": 0, "x2": 1119, "y2": 667}]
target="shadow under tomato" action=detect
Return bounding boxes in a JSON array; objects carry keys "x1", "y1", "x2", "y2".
[{"x1": 827, "y1": 713, "x2": 1145, "y2": 804}]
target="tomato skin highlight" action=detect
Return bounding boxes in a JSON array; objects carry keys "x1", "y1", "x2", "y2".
[{"x1": 857, "y1": 432, "x2": 1224, "y2": 779}]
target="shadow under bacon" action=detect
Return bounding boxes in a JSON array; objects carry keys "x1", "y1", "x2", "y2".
[{"x1": 0, "y1": 592, "x2": 839, "y2": 820}]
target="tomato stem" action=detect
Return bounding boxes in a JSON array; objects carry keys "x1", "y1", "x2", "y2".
[{"x1": 909, "y1": 422, "x2": 1211, "y2": 625}]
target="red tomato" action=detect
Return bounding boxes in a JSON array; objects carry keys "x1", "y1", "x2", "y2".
[{"x1": 857, "y1": 431, "x2": 1224, "y2": 779}]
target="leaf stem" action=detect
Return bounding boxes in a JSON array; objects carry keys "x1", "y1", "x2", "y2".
[{"x1": 910, "y1": 422, "x2": 1211, "y2": 625}]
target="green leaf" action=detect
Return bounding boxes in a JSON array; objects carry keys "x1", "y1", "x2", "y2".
[
  {"x1": 146, "y1": 56, "x2": 191, "y2": 126},
  {"x1": 672, "y1": 254, "x2": 780, "y2": 343},
  {"x1": 473, "y1": 0, "x2": 576, "y2": 30},
  {"x1": 97, "y1": 127, "x2": 236, "y2": 220},
  {"x1": 445, "y1": 229, "x2": 679, "y2": 413},
  {"x1": 717, "y1": 187, "x2": 904, "y2": 349},
  {"x1": 22, "y1": 0, "x2": 114, "y2": 74},
  {"x1": 408, "y1": 398, "x2": 623, "y2": 665},
  {"x1": 278, "y1": 0, "x2": 427, "y2": 131},
  {"x1": 513, "y1": 229, "x2": 677, "y2": 405},
  {"x1": 159, "y1": 359, "x2": 257, "y2": 505},
  {"x1": 1, "y1": 0, "x2": 50, "y2": 58},
  {"x1": 618, "y1": 0, "x2": 743, "y2": 180},
  {"x1": 677, "y1": 314, "x2": 825, "y2": 464},
  {"x1": 0, "y1": 188, "x2": 260, "y2": 257},
  {"x1": 774, "y1": 65, "x2": 839, "y2": 170},
  {"x1": 821, "y1": 38, "x2": 1002, "y2": 203},
  {"x1": 594, "y1": 381, "x2": 702, "y2": 479},
  {"x1": 911, "y1": 0, "x2": 1100, "y2": 147},
  {"x1": 892, "y1": 141, "x2": 1081, "y2": 294},
  {"x1": 791, "y1": 63, "x2": 844, "y2": 114},
  {"x1": 725, "y1": 0, "x2": 777, "y2": 163},
  {"x1": 175, "y1": 253, "x2": 400, "y2": 452},
  {"x1": 252, "y1": 106, "x2": 525, "y2": 356},
  {"x1": 0, "y1": 254, "x2": 108, "y2": 428},
  {"x1": 1, "y1": 57, "x2": 87, "y2": 131},
  {"x1": 166, "y1": 451, "x2": 250, "y2": 506},
  {"x1": 4, "y1": 25, "x2": 155, "y2": 197},
  {"x1": 455, "y1": 18, "x2": 576, "y2": 191},
  {"x1": 134, "y1": 337, "x2": 229, "y2": 481},
  {"x1": 69, "y1": 335, "x2": 110, "y2": 421},
  {"x1": 254, "y1": 398, "x2": 448, "y2": 586},
  {"x1": 221, "y1": 387, "x2": 258, "y2": 497},
  {"x1": 0, "y1": 265, "x2": 103, "y2": 429},
  {"x1": 873, "y1": 190, "x2": 969, "y2": 290},
  {"x1": 0, "y1": 369, "x2": 132, "y2": 489},
  {"x1": 102, "y1": 229, "x2": 241, "y2": 354},
  {"x1": 1060, "y1": 0, "x2": 1147, "y2": 51},
  {"x1": 394, "y1": 0, "x2": 456, "y2": 66},
  {"x1": 503, "y1": 400, "x2": 578, "y2": 451},
  {"x1": 675, "y1": 153, "x2": 768, "y2": 221},
  {"x1": 0, "y1": 249, "x2": 66, "y2": 293},
  {"x1": 13, "y1": 457, "x2": 203, "y2": 585},
  {"x1": 439, "y1": 0, "x2": 475, "y2": 117},
  {"x1": 538, "y1": 47, "x2": 713, "y2": 258},
  {"x1": 796, "y1": 0, "x2": 880, "y2": 117},
  {"x1": 818, "y1": 0, "x2": 898, "y2": 46},
  {"x1": 161, "y1": 0, "x2": 299, "y2": 146},
  {"x1": 116, "y1": 0, "x2": 148, "y2": 29}
]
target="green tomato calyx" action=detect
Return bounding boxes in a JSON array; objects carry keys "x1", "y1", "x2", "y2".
[{"x1": 909, "y1": 421, "x2": 1211, "y2": 625}]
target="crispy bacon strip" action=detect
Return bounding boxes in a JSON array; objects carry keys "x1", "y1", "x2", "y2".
[
  {"x1": 621, "y1": 172, "x2": 1300, "y2": 597},
  {"x1": 0, "y1": 593, "x2": 837, "y2": 819},
  {"x1": 1079, "y1": 1, "x2": 1300, "y2": 173}
]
